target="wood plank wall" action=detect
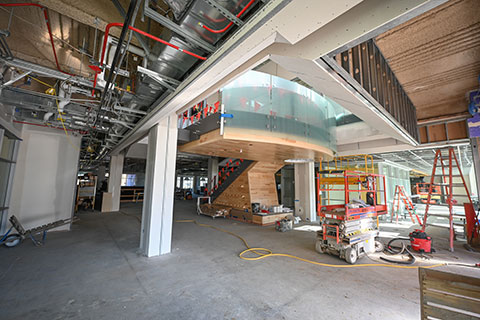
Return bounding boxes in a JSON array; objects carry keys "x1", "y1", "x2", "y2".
[{"x1": 213, "y1": 162, "x2": 283, "y2": 211}]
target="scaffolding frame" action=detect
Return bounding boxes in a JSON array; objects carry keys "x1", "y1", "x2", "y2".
[{"x1": 316, "y1": 170, "x2": 388, "y2": 221}]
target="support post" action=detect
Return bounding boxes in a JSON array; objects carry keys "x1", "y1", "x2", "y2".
[
  {"x1": 208, "y1": 157, "x2": 219, "y2": 190},
  {"x1": 294, "y1": 162, "x2": 316, "y2": 222},
  {"x1": 140, "y1": 113, "x2": 178, "y2": 257},
  {"x1": 471, "y1": 138, "x2": 480, "y2": 201},
  {"x1": 108, "y1": 152, "x2": 124, "y2": 212}
]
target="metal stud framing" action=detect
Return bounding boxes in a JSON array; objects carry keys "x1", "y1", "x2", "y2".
[{"x1": 335, "y1": 39, "x2": 419, "y2": 142}]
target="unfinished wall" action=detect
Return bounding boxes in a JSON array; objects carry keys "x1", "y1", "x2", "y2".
[{"x1": 9, "y1": 124, "x2": 80, "y2": 231}]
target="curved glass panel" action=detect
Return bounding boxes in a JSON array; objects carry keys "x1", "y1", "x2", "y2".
[{"x1": 221, "y1": 71, "x2": 339, "y2": 152}]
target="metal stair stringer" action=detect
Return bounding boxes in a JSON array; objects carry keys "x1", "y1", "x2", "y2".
[{"x1": 210, "y1": 159, "x2": 254, "y2": 202}]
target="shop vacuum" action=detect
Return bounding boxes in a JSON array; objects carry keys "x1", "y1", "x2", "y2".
[{"x1": 409, "y1": 229, "x2": 433, "y2": 253}]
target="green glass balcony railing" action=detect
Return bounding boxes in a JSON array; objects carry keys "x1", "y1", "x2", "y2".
[{"x1": 221, "y1": 71, "x2": 340, "y2": 152}]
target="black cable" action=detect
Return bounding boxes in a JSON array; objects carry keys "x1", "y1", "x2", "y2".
[
  {"x1": 98, "y1": 0, "x2": 137, "y2": 111},
  {"x1": 87, "y1": 0, "x2": 138, "y2": 149}
]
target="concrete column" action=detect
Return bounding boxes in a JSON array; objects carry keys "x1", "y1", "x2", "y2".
[
  {"x1": 294, "y1": 162, "x2": 316, "y2": 222},
  {"x1": 208, "y1": 157, "x2": 219, "y2": 189},
  {"x1": 140, "y1": 114, "x2": 178, "y2": 257},
  {"x1": 108, "y1": 153, "x2": 124, "y2": 212},
  {"x1": 96, "y1": 165, "x2": 106, "y2": 184},
  {"x1": 281, "y1": 167, "x2": 294, "y2": 207}
]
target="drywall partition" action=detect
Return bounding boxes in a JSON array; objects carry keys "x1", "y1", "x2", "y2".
[{"x1": 9, "y1": 124, "x2": 80, "y2": 231}]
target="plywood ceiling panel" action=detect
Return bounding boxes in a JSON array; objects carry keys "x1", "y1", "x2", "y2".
[
  {"x1": 178, "y1": 128, "x2": 334, "y2": 163},
  {"x1": 375, "y1": 0, "x2": 480, "y2": 120}
]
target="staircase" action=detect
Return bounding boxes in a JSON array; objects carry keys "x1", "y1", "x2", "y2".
[{"x1": 205, "y1": 159, "x2": 254, "y2": 202}]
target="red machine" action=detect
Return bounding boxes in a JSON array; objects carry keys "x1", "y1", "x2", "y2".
[{"x1": 409, "y1": 229, "x2": 432, "y2": 253}]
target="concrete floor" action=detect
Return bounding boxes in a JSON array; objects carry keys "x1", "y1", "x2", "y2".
[{"x1": 1, "y1": 200, "x2": 479, "y2": 320}]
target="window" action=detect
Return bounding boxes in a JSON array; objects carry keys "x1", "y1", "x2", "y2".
[
  {"x1": 121, "y1": 174, "x2": 137, "y2": 187},
  {"x1": 183, "y1": 177, "x2": 193, "y2": 189}
]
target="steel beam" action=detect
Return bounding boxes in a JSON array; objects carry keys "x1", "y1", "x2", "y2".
[
  {"x1": 143, "y1": 0, "x2": 215, "y2": 52},
  {"x1": 0, "y1": 71, "x2": 31, "y2": 88},
  {"x1": 137, "y1": 66, "x2": 179, "y2": 91},
  {"x1": 1, "y1": 58, "x2": 93, "y2": 88},
  {"x1": 203, "y1": 0, "x2": 244, "y2": 27}
]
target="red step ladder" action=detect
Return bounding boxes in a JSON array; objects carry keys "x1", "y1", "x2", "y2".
[
  {"x1": 391, "y1": 185, "x2": 422, "y2": 225},
  {"x1": 421, "y1": 148, "x2": 474, "y2": 252}
]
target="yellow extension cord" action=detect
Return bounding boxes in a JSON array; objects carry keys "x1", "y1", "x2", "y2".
[{"x1": 175, "y1": 219, "x2": 445, "y2": 269}]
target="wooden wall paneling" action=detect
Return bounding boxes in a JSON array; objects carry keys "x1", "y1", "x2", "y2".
[
  {"x1": 248, "y1": 162, "x2": 284, "y2": 207},
  {"x1": 446, "y1": 120, "x2": 468, "y2": 140}
]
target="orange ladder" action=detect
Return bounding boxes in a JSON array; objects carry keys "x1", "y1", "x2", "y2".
[
  {"x1": 421, "y1": 148, "x2": 474, "y2": 252},
  {"x1": 391, "y1": 185, "x2": 422, "y2": 225}
]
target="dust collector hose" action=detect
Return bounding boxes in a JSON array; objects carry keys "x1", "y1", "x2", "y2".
[{"x1": 380, "y1": 237, "x2": 416, "y2": 265}]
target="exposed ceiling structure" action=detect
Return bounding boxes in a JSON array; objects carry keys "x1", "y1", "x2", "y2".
[
  {"x1": 375, "y1": 0, "x2": 480, "y2": 121},
  {"x1": 0, "y1": 0, "x2": 265, "y2": 169},
  {"x1": 372, "y1": 144, "x2": 473, "y2": 175},
  {"x1": 176, "y1": 152, "x2": 209, "y2": 176}
]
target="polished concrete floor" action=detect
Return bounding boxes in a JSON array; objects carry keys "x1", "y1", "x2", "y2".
[{"x1": 1, "y1": 200, "x2": 479, "y2": 320}]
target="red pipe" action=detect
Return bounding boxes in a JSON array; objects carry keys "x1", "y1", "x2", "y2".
[
  {"x1": 200, "y1": 0, "x2": 255, "y2": 34},
  {"x1": 0, "y1": 3, "x2": 76, "y2": 76},
  {"x1": 13, "y1": 120, "x2": 88, "y2": 134},
  {"x1": 92, "y1": 22, "x2": 207, "y2": 94}
]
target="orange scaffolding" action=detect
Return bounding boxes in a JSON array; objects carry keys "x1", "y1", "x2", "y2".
[{"x1": 316, "y1": 170, "x2": 388, "y2": 221}]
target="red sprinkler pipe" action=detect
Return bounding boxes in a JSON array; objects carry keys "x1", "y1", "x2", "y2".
[
  {"x1": 92, "y1": 22, "x2": 207, "y2": 93},
  {"x1": 199, "y1": 0, "x2": 255, "y2": 34},
  {"x1": 0, "y1": 3, "x2": 76, "y2": 77}
]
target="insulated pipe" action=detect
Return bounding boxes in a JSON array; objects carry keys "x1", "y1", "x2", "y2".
[
  {"x1": 0, "y1": 3, "x2": 75, "y2": 76},
  {"x1": 92, "y1": 22, "x2": 207, "y2": 92},
  {"x1": 199, "y1": 0, "x2": 255, "y2": 34},
  {"x1": 43, "y1": 112, "x2": 54, "y2": 121}
]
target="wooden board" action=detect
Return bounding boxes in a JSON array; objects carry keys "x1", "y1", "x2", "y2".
[
  {"x1": 252, "y1": 213, "x2": 290, "y2": 226},
  {"x1": 178, "y1": 128, "x2": 333, "y2": 163},
  {"x1": 248, "y1": 162, "x2": 284, "y2": 207},
  {"x1": 419, "y1": 268, "x2": 480, "y2": 320}
]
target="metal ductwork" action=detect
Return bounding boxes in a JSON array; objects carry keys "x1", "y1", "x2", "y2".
[
  {"x1": 0, "y1": 0, "x2": 263, "y2": 169},
  {"x1": 88, "y1": 0, "x2": 261, "y2": 167}
]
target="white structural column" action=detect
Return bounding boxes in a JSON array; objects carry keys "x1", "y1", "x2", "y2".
[
  {"x1": 207, "y1": 157, "x2": 219, "y2": 189},
  {"x1": 140, "y1": 114, "x2": 178, "y2": 257},
  {"x1": 108, "y1": 152, "x2": 125, "y2": 212},
  {"x1": 294, "y1": 162, "x2": 316, "y2": 222}
]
